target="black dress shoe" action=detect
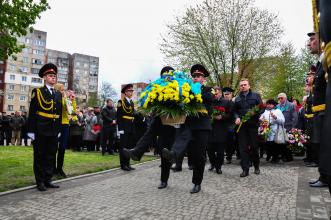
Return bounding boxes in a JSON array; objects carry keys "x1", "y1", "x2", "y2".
[
  {"x1": 158, "y1": 182, "x2": 168, "y2": 189},
  {"x1": 44, "y1": 182, "x2": 59, "y2": 188},
  {"x1": 57, "y1": 169, "x2": 67, "y2": 178},
  {"x1": 306, "y1": 162, "x2": 318, "y2": 167},
  {"x1": 240, "y1": 170, "x2": 249, "y2": 177},
  {"x1": 216, "y1": 169, "x2": 222, "y2": 174},
  {"x1": 161, "y1": 148, "x2": 175, "y2": 163},
  {"x1": 254, "y1": 169, "x2": 260, "y2": 175},
  {"x1": 171, "y1": 167, "x2": 182, "y2": 172},
  {"x1": 190, "y1": 184, "x2": 201, "y2": 194},
  {"x1": 208, "y1": 165, "x2": 215, "y2": 171},
  {"x1": 37, "y1": 183, "x2": 47, "y2": 191},
  {"x1": 128, "y1": 165, "x2": 135, "y2": 170},
  {"x1": 121, "y1": 165, "x2": 131, "y2": 171},
  {"x1": 310, "y1": 180, "x2": 328, "y2": 187},
  {"x1": 308, "y1": 179, "x2": 319, "y2": 184}
]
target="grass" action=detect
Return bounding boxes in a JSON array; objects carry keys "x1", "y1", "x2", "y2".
[{"x1": 0, "y1": 146, "x2": 156, "y2": 192}]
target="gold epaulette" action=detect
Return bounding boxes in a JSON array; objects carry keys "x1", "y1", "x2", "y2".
[{"x1": 312, "y1": 104, "x2": 326, "y2": 113}]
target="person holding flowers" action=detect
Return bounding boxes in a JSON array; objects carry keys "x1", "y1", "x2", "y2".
[
  {"x1": 162, "y1": 64, "x2": 213, "y2": 193},
  {"x1": 207, "y1": 86, "x2": 233, "y2": 174},
  {"x1": 259, "y1": 99, "x2": 285, "y2": 163},
  {"x1": 234, "y1": 78, "x2": 263, "y2": 177}
]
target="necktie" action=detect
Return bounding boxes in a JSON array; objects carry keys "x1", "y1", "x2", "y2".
[{"x1": 50, "y1": 88, "x2": 54, "y2": 95}]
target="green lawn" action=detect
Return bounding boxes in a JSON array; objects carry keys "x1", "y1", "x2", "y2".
[{"x1": 0, "y1": 146, "x2": 156, "y2": 192}]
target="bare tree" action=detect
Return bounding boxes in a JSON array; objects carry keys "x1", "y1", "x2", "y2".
[
  {"x1": 99, "y1": 81, "x2": 118, "y2": 105},
  {"x1": 160, "y1": 0, "x2": 283, "y2": 89}
]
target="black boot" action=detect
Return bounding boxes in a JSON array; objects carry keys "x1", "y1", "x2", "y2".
[
  {"x1": 240, "y1": 170, "x2": 249, "y2": 177},
  {"x1": 158, "y1": 182, "x2": 168, "y2": 189},
  {"x1": 190, "y1": 184, "x2": 201, "y2": 194}
]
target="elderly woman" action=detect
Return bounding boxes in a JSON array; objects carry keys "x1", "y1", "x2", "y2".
[
  {"x1": 54, "y1": 83, "x2": 76, "y2": 177},
  {"x1": 259, "y1": 99, "x2": 285, "y2": 163}
]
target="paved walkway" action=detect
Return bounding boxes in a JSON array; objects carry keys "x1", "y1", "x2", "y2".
[{"x1": 0, "y1": 158, "x2": 330, "y2": 220}]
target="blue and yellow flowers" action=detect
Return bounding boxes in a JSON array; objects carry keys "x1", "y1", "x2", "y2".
[{"x1": 139, "y1": 71, "x2": 203, "y2": 118}]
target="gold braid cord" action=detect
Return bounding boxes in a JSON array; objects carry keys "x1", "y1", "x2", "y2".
[
  {"x1": 312, "y1": 0, "x2": 319, "y2": 33},
  {"x1": 36, "y1": 88, "x2": 54, "y2": 111},
  {"x1": 121, "y1": 99, "x2": 133, "y2": 114}
]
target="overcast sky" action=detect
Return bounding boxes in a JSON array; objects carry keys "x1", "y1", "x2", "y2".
[{"x1": 34, "y1": 0, "x2": 313, "y2": 95}]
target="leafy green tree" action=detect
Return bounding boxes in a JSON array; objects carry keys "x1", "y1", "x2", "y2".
[{"x1": 0, "y1": 0, "x2": 50, "y2": 60}]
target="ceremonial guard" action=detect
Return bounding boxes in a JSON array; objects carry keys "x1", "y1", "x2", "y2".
[
  {"x1": 315, "y1": 0, "x2": 331, "y2": 192},
  {"x1": 27, "y1": 63, "x2": 62, "y2": 191},
  {"x1": 122, "y1": 66, "x2": 177, "y2": 189},
  {"x1": 117, "y1": 84, "x2": 136, "y2": 171},
  {"x1": 207, "y1": 86, "x2": 233, "y2": 174},
  {"x1": 306, "y1": 30, "x2": 328, "y2": 187},
  {"x1": 163, "y1": 64, "x2": 213, "y2": 193}
]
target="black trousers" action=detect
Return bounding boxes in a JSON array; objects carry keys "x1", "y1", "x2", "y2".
[
  {"x1": 119, "y1": 133, "x2": 135, "y2": 167},
  {"x1": 207, "y1": 142, "x2": 225, "y2": 169},
  {"x1": 238, "y1": 125, "x2": 260, "y2": 171},
  {"x1": 33, "y1": 134, "x2": 58, "y2": 184},
  {"x1": 225, "y1": 131, "x2": 235, "y2": 161},
  {"x1": 101, "y1": 127, "x2": 116, "y2": 153}
]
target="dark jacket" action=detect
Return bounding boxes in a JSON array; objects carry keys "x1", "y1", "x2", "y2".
[
  {"x1": 234, "y1": 90, "x2": 262, "y2": 128},
  {"x1": 187, "y1": 85, "x2": 213, "y2": 130},
  {"x1": 9, "y1": 115, "x2": 25, "y2": 131},
  {"x1": 209, "y1": 98, "x2": 234, "y2": 143},
  {"x1": 101, "y1": 106, "x2": 117, "y2": 130},
  {"x1": 116, "y1": 98, "x2": 135, "y2": 133},
  {"x1": 27, "y1": 86, "x2": 62, "y2": 136}
]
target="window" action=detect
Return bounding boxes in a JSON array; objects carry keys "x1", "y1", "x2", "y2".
[
  {"x1": 7, "y1": 94, "x2": 14, "y2": 100},
  {"x1": 9, "y1": 85, "x2": 15, "y2": 91},
  {"x1": 75, "y1": 69, "x2": 80, "y2": 74},
  {"x1": 76, "y1": 62, "x2": 80, "y2": 66},
  {"x1": 9, "y1": 64, "x2": 16, "y2": 71},
  {"x1": 84, "y1": 63, "x2": 88, "y2": 68},
  {"x1": 32, "y1": 58, "x2": 43, "y2": 65},
  {"x1": 31, "y1": 68, "x2": 40, "y2": 75},
  {"x1": 34, "y1": 39, "x2": 45, "y2": 46},
  {"x1": 21, "y1": 85, "x2": 27, "y2": 92},
  {"x1": 8, "y1": 105, "x2": 14, "y2": 111},
  {"x1": 20, "y1": 95, "x2": 26, "y2": 101},
  {"x1": 0, "y1": 69, "x2": 3, "y2": 74},
  {"x1": 22, "y1": 76, "x2": 27, "y2": 82},
  {"x1": 32, "y1": 49, "x2": 44, "y2": 55},
  {"x1": 20, "y1": 67, "x2": 28, "y2": 73},
  {"x1": 20, "y1": 106, "x2": 26, "y2": 111},
  {"x1": 22, "y1": 48, "x2": 29, "y2": 54},
  {"x1": 31, "y1": 77, "x2": 42, "y2": 83},
  {"x1": 10, "y1": 75, "x2": 15, "y2": 80},
  {"x1": 23, "y1": 57, "x2": 29, "y2": 63},
  {"x1": 25, "y1": 38, "x2": 30, "y2": 44}
]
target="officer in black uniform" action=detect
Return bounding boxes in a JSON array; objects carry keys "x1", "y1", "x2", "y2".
[
  {"x1": 207, "y1": 86, "x2": 233, "y2": 174},
  {"x1": 306, "y1": 31, "x2": 328, "y2": 187},
  {"x1": 117, "y1": 84, "x2": 135, "y2": 171},
  {"x1": 162, "y1": 64, "x2": 213, "y2": 193},
  {"x1": 316, "y1": 0, "x2": 331, "y2": 193},
  {"x1": 27, "y1": 63, "x2": 62, "y2": 191},
  {"x1": 233, "y1": 78, "x2": 263, "y2": 177},
  {"x1": 123, "y1": 66, "x2": 177, "y2": 189}
]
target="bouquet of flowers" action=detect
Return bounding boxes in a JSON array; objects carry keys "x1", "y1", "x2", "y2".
[
  {"x1": 287, "y1": 128, "x2": 309, "y2": 153},
  {"x1": 139, "y1": 71, "x2": 204, "y2": 126},
  {"x1": 258, "y1": 119, "x2": 272, "y2": 142},
  {"x1": 236, "y1": 103, "x2": 266, "y2": 133},
  {"x1": 212, "y1": 106, "x2": 226, "y2": 117}
]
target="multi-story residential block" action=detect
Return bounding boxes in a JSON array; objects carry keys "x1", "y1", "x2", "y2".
[
  {"x1": 1, "y1": 29, "x2": 100, "y2": 113},
  {"x1": 3, "y1": 30, "x2": 47, "y2": 113},
  {"x1": 46, "y1": 49, "x2": 70, "y2": 89},
  {"x1": 70, "y1": 53, "x2": 99, "y2": 105}
]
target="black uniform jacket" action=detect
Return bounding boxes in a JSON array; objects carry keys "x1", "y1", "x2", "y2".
[
  {"x1": 27, "y1": 86, "x2": 62, "y2": 136},
  {"x1": 186, "y1": 85, "x2": 213, "y2": 131},
  {"x1": 209, "y1": 98, "x2": 234, "y2": 143},
  {"x1": 116, "y1": 98, "x2": 135, "y2": 133}
]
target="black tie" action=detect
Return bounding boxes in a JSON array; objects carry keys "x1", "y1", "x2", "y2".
[{"x1": 50, "y1": 88, "x2": 54, "y2": 96}]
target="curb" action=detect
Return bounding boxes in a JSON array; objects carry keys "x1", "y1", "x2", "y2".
[{"x1": 0, "y1": 158, "x2": 160, "y2": 197}]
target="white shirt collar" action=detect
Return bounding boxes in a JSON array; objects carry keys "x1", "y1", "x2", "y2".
[
  {"x1": 319, "y1": 52, "x2": 324, "y2": 62},
  {"x1": 45, "y1": 84, "x2": 54, "y2": 94}
]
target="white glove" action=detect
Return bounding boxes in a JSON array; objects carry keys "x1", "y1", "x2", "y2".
[
  {"x1": 27, "y1": 133, "x2": 35, "y2": 141},
  {"x1": 58, "y1": 133, "x2": 61, "y2": 138},
  {"x1": 118, "y1": 130, "x2": 124, "y2": 135}
]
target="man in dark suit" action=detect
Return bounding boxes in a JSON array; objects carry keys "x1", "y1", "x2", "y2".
[
  {"x1": 207, "y1": 86, "x2": 233, "y2": 174},
  {"x1": 162, "y1": 64, "x2": 213, "y2": 193},
  {"x1": 117, "y1": 84, "x2": 135, "y2": 171},
  {"x1": 233, "y1": 78, "x2": 263, "y2": 177},
  {"x1": 101, "y1": 99, "x2": 117, "y2": 155},
  {"x1": 27, "y1": 63, "x2": 62, "y2": 191}
]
